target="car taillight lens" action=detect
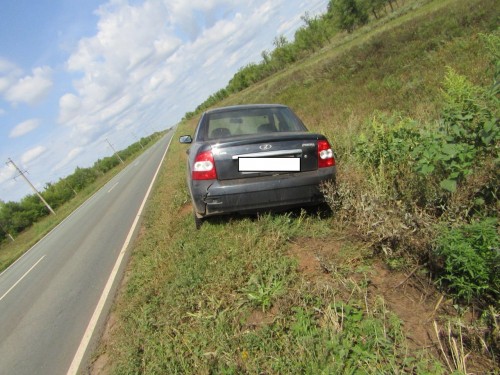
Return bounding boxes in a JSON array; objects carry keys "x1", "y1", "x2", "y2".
[
  {"x1": 192, "y1": 150, "x2": 217, "y2": 180},
  {"x1": 317, "y1": 140, "x2": 335, "y2": 168}
]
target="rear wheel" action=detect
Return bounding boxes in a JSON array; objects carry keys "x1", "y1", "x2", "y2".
[{"x1": 194, "y1": 211, "x2": 203, "y2": 230}]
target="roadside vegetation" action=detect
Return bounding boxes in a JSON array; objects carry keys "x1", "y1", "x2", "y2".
[
  {"x1": 93, "y1": 0, "x2": 499, "y2": 373},
  {"x1": 0, "y1": 132, "x2": 164, "y2": 272}
]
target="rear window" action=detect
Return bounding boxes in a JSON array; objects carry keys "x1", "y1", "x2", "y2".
[{"x1": 202, "y1": 107, "x2": 306, "y2": 140}]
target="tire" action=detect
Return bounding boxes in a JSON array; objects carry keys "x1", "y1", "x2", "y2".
[{"x1": 194, "y1": 211, "x2": 203, "y2": 230}]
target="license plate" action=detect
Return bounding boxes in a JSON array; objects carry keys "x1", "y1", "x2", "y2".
[{"x1": 238, "y1": 157, "x2": 300, "y2": 172}]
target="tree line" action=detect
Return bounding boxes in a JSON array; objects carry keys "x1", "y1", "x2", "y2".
[
  {"x1": 0, "y1": 132, "x2": 163, "y2": 243},
  {"x1": 183, "y1": 0, "x2": 403, "y2": 120}
]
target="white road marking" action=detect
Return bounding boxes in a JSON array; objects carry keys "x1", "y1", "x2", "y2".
[
  {"x1": 107, "y1": 182, "x2": 119, "y2": 193},
  {"x1": 66, "y1": 135, "x2": 173, "y2": 375},
  {"x1": 0, "y1": 255, "x2": 46, "y2": 302}
]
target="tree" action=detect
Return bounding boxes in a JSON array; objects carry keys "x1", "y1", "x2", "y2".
[
  {"x1": 0, "y1": 201, "x2": 12, "y2": 242},
  {"x1": 270, "y1": 35, "x2": 296, "y2": 70},
  {"x1": 67, "y1": 167, "x2": 99, "y2": 191},
  {"x1": 261, "y1": 50, "x2": 271, "y2": 65},
  {"x1": 360, "y1": 0, "x2": 387, "y2": 19},
  {"x1": 43, "y1": 181, "x2": 75, "y2": 210},
  {"x1": 329, "y1": 0, "x2": 369, "y2": 33}
]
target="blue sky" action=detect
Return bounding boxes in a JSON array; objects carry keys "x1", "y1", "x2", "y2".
[{"x1": 0, "y1": 0, "x2": 328, "y2": 202}]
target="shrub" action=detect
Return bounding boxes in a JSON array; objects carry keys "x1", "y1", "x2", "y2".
[
  {"x1": 356, "y1": 65, "x2": 499, "y2": 203},
  {"x1": 434, "y1": 218, "x2": 499, "y2": 304}
]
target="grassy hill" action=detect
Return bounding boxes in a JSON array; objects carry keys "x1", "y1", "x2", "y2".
[{"x1": 92, "y1": 0, "x2": 499, "y2": 373}]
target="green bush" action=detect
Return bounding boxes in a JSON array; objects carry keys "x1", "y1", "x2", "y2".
[
  {"x1": 434, "y1": 218, "x2": 499, "y2": 304},
  {"x1": 356, "y1": 64, "x2": 499, "y2": 205}
]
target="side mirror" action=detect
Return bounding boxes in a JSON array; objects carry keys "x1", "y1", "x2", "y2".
[{"x1": 179, "y1": 135, "x2": 192, "y2": 144}]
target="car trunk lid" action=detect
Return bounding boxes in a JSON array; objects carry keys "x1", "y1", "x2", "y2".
[{"x1": 211, "y1": 132, "x2": 324, "y2": 181}]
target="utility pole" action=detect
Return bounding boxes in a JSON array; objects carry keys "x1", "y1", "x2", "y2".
[
  {"x1": 6, "y1": 158, "x2": 56, "y2": 215},
  {"x1": 63, "y1": 180, "x2": 78, "y2": 197},
  {"x1": 132, "y1": 132, "x2": 145, "y2": 149},
  {"x1": 105, "y1": 138, "x2": 124, "y2": 164},
  {"x1": 145, "y1": 126, "x2": 155, "y2": 141},
  {"x1": 0, "y1": 222, "x2": 15, "y2": 242}
]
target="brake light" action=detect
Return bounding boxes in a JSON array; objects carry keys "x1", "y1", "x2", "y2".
[
  {"x1": 192, "y1": 150, "x2": 217, "y2": 180},
  {"x1": 317, "y1": 140, "x2": 335, "y2": 168}
]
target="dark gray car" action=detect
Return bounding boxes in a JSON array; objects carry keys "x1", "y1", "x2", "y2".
[{"x1": 179, "y1": 104, "x2": 336, "y2": 228}]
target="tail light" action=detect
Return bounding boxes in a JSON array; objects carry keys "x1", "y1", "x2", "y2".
[
  {"x1": 317, "y1": 140, "x2": 335, "y2": 168},
  {"x1": 192, "y1": 150, "x2": 217, "y2": 180}
]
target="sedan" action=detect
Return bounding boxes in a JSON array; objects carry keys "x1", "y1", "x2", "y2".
[{"x1": 179, "y1": 104, "x2": 336, "y2": 228}]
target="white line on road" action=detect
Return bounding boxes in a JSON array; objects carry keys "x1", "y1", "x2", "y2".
[
  {"x1": 67, "y1": 135, "x2": 173, "y2": 375},
  {"x1": 0, "y1": 255, "x2": 46, "y2": 302},
  {"x1": 107, "y1": 182, "x2": 119, "y2": 193}
]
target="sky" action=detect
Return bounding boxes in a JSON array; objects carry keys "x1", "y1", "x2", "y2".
[{"x1": 0, "y1": 0, "x2": 328, "y2": 203}]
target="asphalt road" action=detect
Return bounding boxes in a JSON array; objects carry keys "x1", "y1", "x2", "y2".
[{"x1": 0, "y1": 132, "x2": 173, "y2": 375}]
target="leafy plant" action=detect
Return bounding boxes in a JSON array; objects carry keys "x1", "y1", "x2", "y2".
[
  {"x1": 357, "y1": 65, "x2": 499, "y2": 195},
  {"x1": 441, "y1": 67, "x2": 499, "y2": 150},
  {"x1": 242, "y1": 271, "x2": 285, "y2": 312},
  {"x1": 434, "y1": 218, "x2": 499, "y2": 303},
  {"x1": 479, "y1": 30, "x2": 500, "y2": 96},
  {"x1": 356, "y1": 114, "x2": 420, "y2": 171},
  {"x1": 412, "y1": 130, "x2": 477, "y2": 193}
]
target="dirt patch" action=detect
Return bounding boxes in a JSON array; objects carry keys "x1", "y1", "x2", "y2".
[
  {"x1": 88, "y1": 314, "x2": 116, "y2": 374},
  {"x1": 287, "y1": 237, "x2": 497, "y2": 373},
  {"x1": 288, "y1": 237, "x2": 343, "y2": 281},
  {"x1": 368, "y1": 260, "x2": 443, "y2": 349},
  {"x1": 179, "y1": 202, "x2": 192, "y2": 216},
  {"x1": 245, "y1": 305, "x2": 280, "y2": 329},
  {"x1": 288, "y1": 238, "x2": 447, "y2": 354}
]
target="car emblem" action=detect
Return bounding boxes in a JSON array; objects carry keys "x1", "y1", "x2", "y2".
[{"x1": 259, "y1": 144, "x2": 272, "y2": 150}]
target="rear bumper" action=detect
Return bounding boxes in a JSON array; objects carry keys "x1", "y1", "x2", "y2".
[{"x1": 189, "y1": 167, "x2": 335, "y2": 217}]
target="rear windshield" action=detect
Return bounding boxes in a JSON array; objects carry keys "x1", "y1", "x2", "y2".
[{"x1": 201, "y1": 107, "x2": 307, "y2": 140}]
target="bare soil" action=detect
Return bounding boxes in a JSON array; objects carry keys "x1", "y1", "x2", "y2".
[{"x1": 287, "y1": 237, "x2": 498, "y2": 373}]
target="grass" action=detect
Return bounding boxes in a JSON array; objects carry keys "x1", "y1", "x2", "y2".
[
  {"x1": 101, "y1": 125, "x2": 443, "y2": 373},
  {"x1": 93, "y1": 0, "x2": 499, "y2": 373}
]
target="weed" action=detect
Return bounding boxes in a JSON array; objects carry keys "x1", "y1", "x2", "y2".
[
  {"x1": 434, "y1": 218, "x2": 499, "y2": 304},
  {"x1": 241, "y1": 270, "x2": 287, "y2": 312}
]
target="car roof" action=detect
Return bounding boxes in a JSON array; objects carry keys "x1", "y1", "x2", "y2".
[{"x1": 204, "y1": 104, "x2": 288, "y2": 115}]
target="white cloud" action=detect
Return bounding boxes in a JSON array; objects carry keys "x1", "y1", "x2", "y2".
[
  {"x1": 9, "y1": 119, "x2": 40, "y2": 138},
  {"x1": 21, "y1": 146, "x2": 47, "y2": 165},
  {"x1": 60, "y1": 0, "x2": 184, "y2": 136},
  {"x1": 0, "y1": 58, "x2": 22, "y2": 95},
  {"x1": 4, "y1": 66, "x2": 53, "y2": 105},
  {"x1": 58, "y1": 93, "x2": 81, "y2": 124},
  {"x1": 0, "y1": 164, "x2": 16, "y2": 186},
  {"x1": 52, "y1": 146, "x2": 84, "y2": 173}
]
